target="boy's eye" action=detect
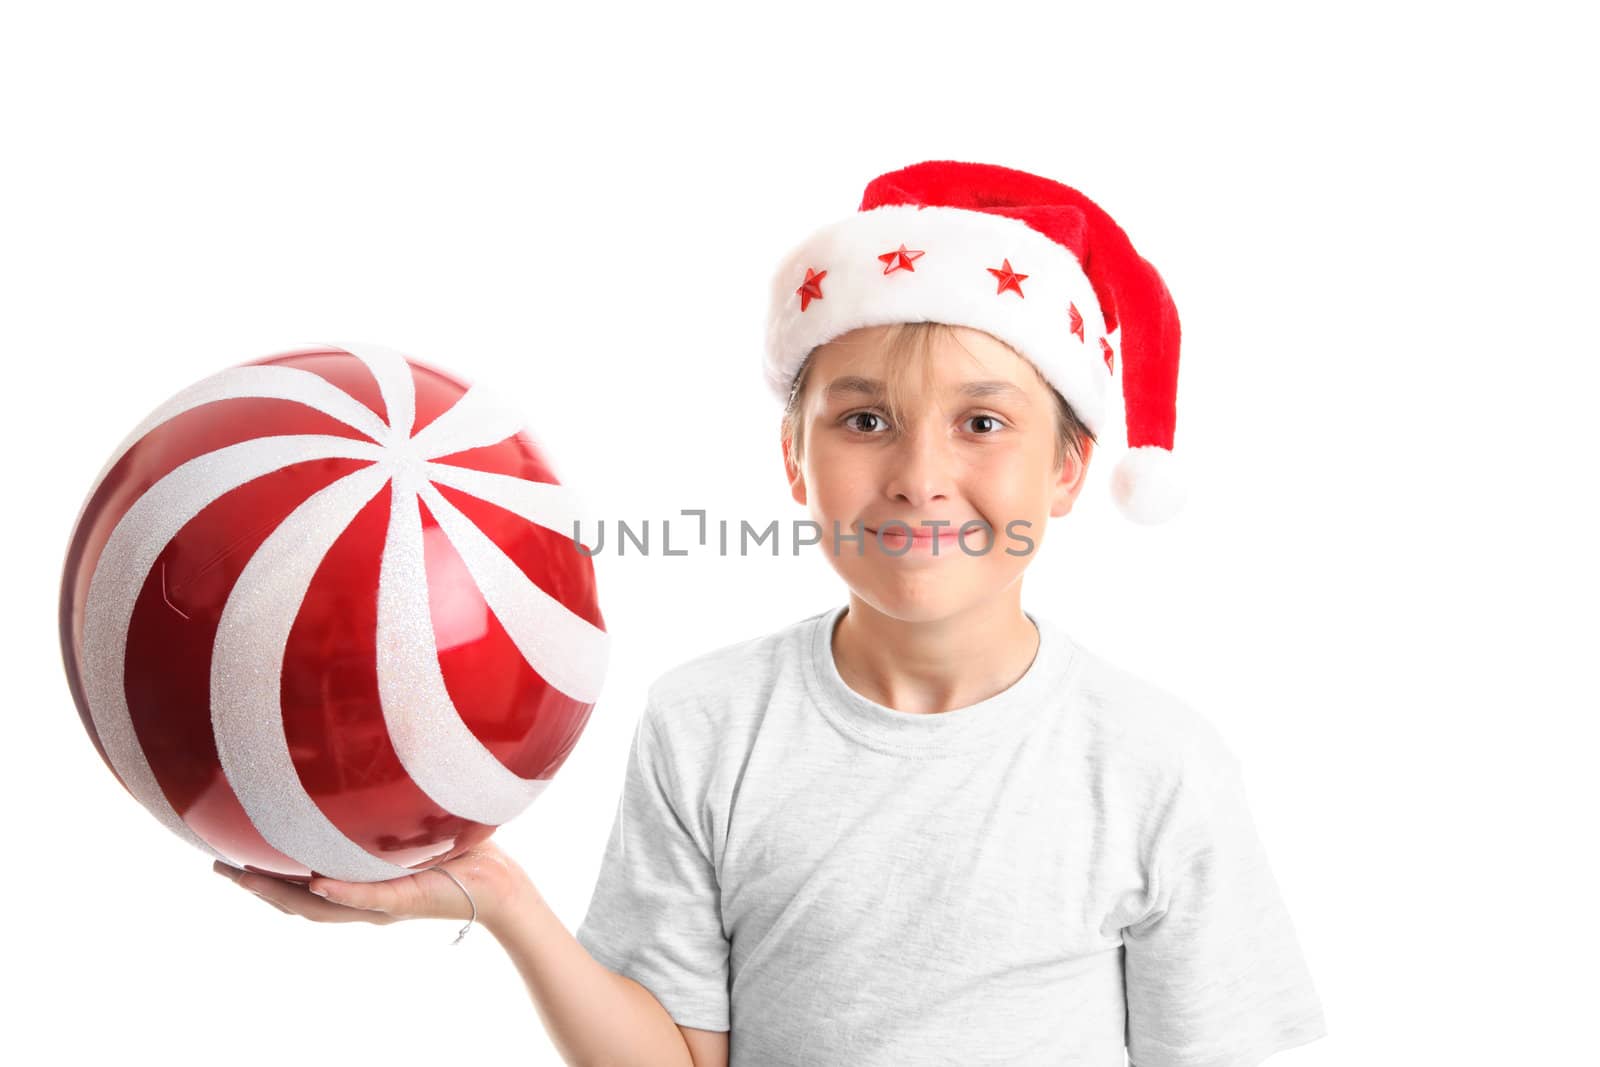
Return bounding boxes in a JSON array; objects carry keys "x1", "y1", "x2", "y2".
[
  {"x1": 841, "y1": 411, "x2": 1008, "y2": 435},
  {"x1": 843, "y1": 411, "x2": 890, "y2": 434}
]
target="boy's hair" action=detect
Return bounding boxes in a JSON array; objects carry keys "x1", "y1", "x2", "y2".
[{"x1": 781, "y1": 321, "x2": 1097, "y2": 473}]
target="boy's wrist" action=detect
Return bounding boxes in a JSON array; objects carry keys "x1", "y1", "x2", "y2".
[{"x1": 480, "y1": 860, "x2": 541, "y2": 941}]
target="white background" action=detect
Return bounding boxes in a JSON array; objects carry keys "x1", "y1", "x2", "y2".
[{"x1": 3, "y1": 2, "x2": 1595, "y2": 1063}]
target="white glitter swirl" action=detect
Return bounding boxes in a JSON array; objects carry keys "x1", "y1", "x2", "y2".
[
  {"x1": 79, "y1": 434, "x2": 386, "y2": 864},
  {"x1": 329, "y1": 341, "x2": 417, "y2": 443},
  {"x1": 68, "y1": 364, "x2": 391, "y2": 540},
  {"x1": 425, "y1": 461, "x2": 598, "y2": 541},
  {"x1": 416, "y1": 478, "x2": 609, "y2": 704},
  {"x1": 374, "y1": 466, "x2": 552, "y2": 825},
  {"x1": 408, "y1": 383, "x2": 531, "y2": 460},
  {"x1": 210, "y1": 462, "x2": 417, "y2": 882}
]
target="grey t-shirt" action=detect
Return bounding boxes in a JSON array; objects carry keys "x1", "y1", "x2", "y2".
[{"x1": 575, "y1": 604, "x2": 1327, "y2": 1066}]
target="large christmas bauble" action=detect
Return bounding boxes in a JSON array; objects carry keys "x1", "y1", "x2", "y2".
[{"x1": 58, "y1": 343, "x2": 607, "y2": 883}]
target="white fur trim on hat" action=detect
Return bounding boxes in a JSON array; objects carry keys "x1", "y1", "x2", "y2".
[{"x1": 764, "y1": 203, "x2": 1114, "y2": 438}]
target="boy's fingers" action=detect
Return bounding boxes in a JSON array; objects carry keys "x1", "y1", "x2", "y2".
[
  {"x1": 306, "y1": 877, "x2": 392, "y2": 912},
  {"x1": 213, "y1": 861, "x2": 379, "y2": 911},
  {"x1": 210, "y1": 861, "x2": 432, "y2": 924},
  {"x1": 228, "y1": 870, "x2": 390, "y2": 923},
  {"x1": 233, "y1": 873, "x2": 312, "y2": 908}
]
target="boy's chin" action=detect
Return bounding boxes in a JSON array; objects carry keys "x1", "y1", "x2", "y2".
[{"x1": 834, "y1": 571, "x2": 1014, "y2": 625}]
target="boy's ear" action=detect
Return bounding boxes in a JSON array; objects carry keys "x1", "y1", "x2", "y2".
[
  {"x1": 1049, "y1": 440, "x2": 1094, "y2": 518},
  {"x1": 782, "y1": 432, "x2": 807, "y2": 505}
]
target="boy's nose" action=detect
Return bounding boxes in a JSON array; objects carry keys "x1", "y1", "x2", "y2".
[{"x1": 883, "y1": 427, "x2": 952, "y2": 507}]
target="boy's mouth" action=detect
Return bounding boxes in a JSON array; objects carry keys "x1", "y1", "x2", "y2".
[
  {"x1": 864, "y1": 522, "x2": 966, "y2": 535},
  {"x1": 863, "y1": 524, "x2": 966, "y2": 549}
]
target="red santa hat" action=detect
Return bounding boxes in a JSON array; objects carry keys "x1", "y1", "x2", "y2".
[{"x1": 763, "y1": 159, "x2": 1185, "y2": 525}]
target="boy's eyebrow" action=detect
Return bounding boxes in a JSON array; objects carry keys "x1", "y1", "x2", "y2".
[
  {"x1": 823, "y1": 376, "x2": 887, "y2": 400},
  {"x1": 960, "y1": 380, "x2": 1029, "y2": 402},
  {"x1": 822, "y1": 377, "x2": 1029, "y2": 402}
]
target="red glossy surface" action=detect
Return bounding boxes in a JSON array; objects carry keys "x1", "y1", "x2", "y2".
[{"x1": 59, "y1": 347, "x2": 604, "y2": 883}]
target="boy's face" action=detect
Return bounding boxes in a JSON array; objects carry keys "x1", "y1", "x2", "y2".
[{"x1": 783, "y1": 324, "x2": 1092, "y2": 624}]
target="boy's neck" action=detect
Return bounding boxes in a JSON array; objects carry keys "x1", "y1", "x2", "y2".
[{"x1": 829, "y1": 592, "x2": 1041, "y2": 717}]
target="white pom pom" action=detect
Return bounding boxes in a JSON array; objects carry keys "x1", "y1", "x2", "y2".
[{"x1": 1110, "y1": 446, "x2": 1186, "y2": 525}]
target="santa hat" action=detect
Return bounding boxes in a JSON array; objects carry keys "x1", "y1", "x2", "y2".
[{"x1": 763, "y1": 159, "x2": 1185, "y2": 525}]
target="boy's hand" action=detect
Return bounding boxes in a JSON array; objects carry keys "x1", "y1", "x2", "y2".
[{"x1": 211, "y1": 839, "x2": 527, "y2": 932}]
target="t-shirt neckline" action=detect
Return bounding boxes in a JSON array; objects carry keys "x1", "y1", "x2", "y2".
[{"x1": 801, "y1": 603, "x2": 1076, "y2": 758}]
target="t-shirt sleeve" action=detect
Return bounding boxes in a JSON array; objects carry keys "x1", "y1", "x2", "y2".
[
  {"x1": 574, "y1": 698, "x2": 731, "y2": 1032},
  {"x1": 1122, "y1": 738, "x2": 1327, "y2": 1067}
]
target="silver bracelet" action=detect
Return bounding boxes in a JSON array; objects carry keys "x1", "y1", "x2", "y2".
[{"x1": 426, "y1": 865, "x2": 477, "y2": 945}]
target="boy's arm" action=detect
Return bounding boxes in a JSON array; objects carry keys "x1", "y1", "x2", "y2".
[
  {"x1": 679, "y1": 1026, "x2": 729, "y2": 1067},
  {"x1": 1123, "y1": 734, "x2": 1326, "y2": 1066},
  {"x1": 487, "y1": 864, "x2": 713, "y2": 1067}
]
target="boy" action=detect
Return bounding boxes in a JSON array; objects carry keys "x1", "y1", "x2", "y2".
[
  {"x1": 223, "y1": 160, "x2": 1327, "y2": 1067},
  {"x1": 573, "y1": 159, "x2": 1325, "y2": 1066}
]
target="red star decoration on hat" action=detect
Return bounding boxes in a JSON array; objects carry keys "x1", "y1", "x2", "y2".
[
  {"x1": 1100, "y1": 336, "x2": 1115, "y2": 373},
  {"x1": 878, "y1": 244, "x2": 925, "y2": 274},
  {"x1": 1068, "y1": 302, "x2": 1085, "y2": 342},
  {"x1": 796, "y1": 267, "x2": 827, "y2": 312},
  {"x1": 987, "y1": 258, "x2": 1027, "y2": 297}
]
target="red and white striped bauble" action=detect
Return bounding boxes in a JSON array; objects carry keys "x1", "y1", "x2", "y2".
[{"x1": 58, "y1": 343, "x2": 608, "y2": 883}]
